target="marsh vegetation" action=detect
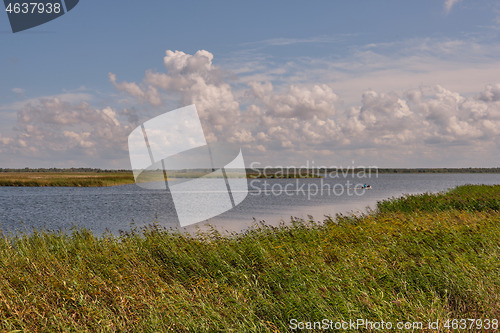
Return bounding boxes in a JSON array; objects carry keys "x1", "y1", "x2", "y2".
[{"x1": 0, "y1": 185, "x2": 498, "y2": 331}]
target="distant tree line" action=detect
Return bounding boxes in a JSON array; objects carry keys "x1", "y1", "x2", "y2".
[
  {"x1": 375, "y1": 168, "x2": 500, "y2": 174},
  {"x1": 0, "y1": 168, "x2": 131, "y2": 173},
  {"x1": 0, "y1": 167, "x2": 499, "y2": 174}
]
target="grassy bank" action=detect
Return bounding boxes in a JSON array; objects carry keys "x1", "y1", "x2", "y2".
[
  {"x1": 0, "y1": 185, "x2": 499, "y2": 331},
  {"x1": 0, "y1": 172, "x2": 135, "y2": 187}
]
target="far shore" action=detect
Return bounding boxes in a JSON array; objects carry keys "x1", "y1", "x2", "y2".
[
  {"x1": 0, "y1": 171, "x2": 135, "y2": 187},
  {"x1": 0, "y1": 167, "x2": 499, "y2": 187}
]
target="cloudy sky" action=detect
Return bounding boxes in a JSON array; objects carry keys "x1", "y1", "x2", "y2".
[{"x1": 1, "y1": 0, "x2": 500, "y2": 169}]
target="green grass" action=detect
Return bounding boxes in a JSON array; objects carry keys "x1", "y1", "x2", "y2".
[
  {"x1": 377, "y1": 184, "x2": 500, "y2": 213},
  {"x1": 0, "y1": 185, "x2": 499, "y2": 332},
  {"x1": 0, "y1": 172, "x2": 135, "y2": 187}
]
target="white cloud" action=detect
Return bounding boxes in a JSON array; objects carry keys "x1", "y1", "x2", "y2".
[
  {"x1": 109, "y1": 73, "x2": 162, "y2": 106},
  {"x1": 0, "y1": 134, "x2": 13, "y2": 147},
  {"x1": 111, "y1": 50, "x2": 241, "y2": 143},
  {"x1": 248, "y1": 82, "x2": 339, "y2": 119},
  {"x1": 273, "y1": 37, "x2": 500, "y2": 106},
  {"x1": 3, "y1": 97, "x2": 134, "y2": 160},
  {"x1": 479, "y1": 83, "x2": 500, "y2": 102},
  {"x1": 4, "y1": 48, "x2": 499, "y2": 168},
  {"x1": 0, "y1": 92, "x2": 93, "y2": 112},
  {"x1": 102, "y1": 50, "x2": 500, "y2": 167}
]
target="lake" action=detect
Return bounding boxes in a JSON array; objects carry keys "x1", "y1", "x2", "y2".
[{"x1": 1, "y1": 173, "x2": 499, "y2": 235}]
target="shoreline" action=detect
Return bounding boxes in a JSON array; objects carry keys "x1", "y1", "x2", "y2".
[{"x1": 0, "y1": 168, "x2": 499, "y2": 187}]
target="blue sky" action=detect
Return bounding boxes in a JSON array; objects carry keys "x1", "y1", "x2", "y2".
[{"x1": 1, "y1": 0, "x2": 500, "y2": 168}]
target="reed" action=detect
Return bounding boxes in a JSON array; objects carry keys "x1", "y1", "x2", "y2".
[
  {"x1": 0, "y1": 172, "x2": 135, "y2": 187},
  {"x1": 377, "y1": 184, "x2": 500, "y2": 213}
]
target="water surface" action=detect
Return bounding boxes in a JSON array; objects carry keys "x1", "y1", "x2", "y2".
[{"x1": 0, "y1": 173, "x2": 499, "y2": 235}]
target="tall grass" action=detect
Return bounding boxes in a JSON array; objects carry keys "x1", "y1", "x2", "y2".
[
  {"x1": 0, "y1": 185, "x2": 498, "y2": 331},
  {"x1": 0, "y1": 172, "x2": 134, "y2": 187},
  {"x1": 377, "y1": 184, "x2": 500, "y2": 213}
]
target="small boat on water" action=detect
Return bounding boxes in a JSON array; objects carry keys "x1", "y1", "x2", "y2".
[{"x1": 351, "y1": 184, "x2": 372, "y2": 190}]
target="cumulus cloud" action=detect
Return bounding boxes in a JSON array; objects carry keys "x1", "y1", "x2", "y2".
[
  {"x1": 231, "y1": 81, "x2": 343, "y2": 155},
  {"x1": 104, "y1": 50, "x2": 500, "y2": 167},
  {"x1": 110, "y1": 50, "x2": 241, "y2": 143},
  {"x1": 248, "y1": 82, "x2": 338, "y2": 120},
  {"x1": 339, "y1": 90, "x2": 416, "y2": 146},
  {"x1": 242, "y1": 82, "x2": 500, "y2": 164},
  {"x1": 6, "y1": 98, "x2": 134, "y2": 159},
  {"x1": 5, "y1": 50, "x2": 493, "y2": 167},
  {"x1": 2, "y1": 48, "x2": 498, "y2": 168},
  {"x1": 0, "y1": 134, "x2": 13, "y2": 147},
  {"x1": 337, "y1": 85, "x2": 500, "y2": 150},
  {"x1": 479, "y1": 83, "x2": 500, "y2": 102},
  {"x1": 109, "y1": 73, "x2": 162, "y2": 106}
]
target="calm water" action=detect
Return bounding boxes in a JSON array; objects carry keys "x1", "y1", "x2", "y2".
[{"x1": 0, "y1": 174, "x2": 499, "y2": 235}]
